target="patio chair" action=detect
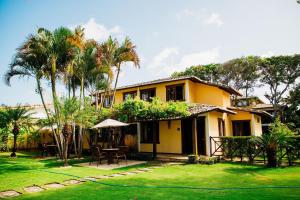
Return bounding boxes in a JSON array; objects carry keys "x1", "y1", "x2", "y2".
[
  {"x1": 114, "y1": 146, "x2": 128, "y2": 165},
  {"x1": 90, "y1": 146, "x2": 107, "y2": 166}
]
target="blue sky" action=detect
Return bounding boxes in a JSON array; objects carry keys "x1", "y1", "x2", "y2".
[{"x1": 1, "y1": 0, "x2": 300, "y2": 105}]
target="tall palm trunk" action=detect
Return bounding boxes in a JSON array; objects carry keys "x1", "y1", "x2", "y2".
[
  {"x1": 36, "y1": 77, "x2": 62, "y2": 157},
  {"x1": 11, "y1": 124, "x2": 19, "y2": 157},
  {"x1": 110, "y1": 66, "x2": 120, "y2": 108},
  {"x1": 77, "y1": 76, "x2": 84, "y2": 158},
  {"x1": 50, "y1": 58, "x2": 64, "y2": 159},
  {"x1": 100, "y1": 74, "x2": 111, "y2": 109}
]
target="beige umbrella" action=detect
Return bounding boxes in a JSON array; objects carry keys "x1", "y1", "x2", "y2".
[
  {"x1": 92, "y1": 119, "x2": 129, "y2": 129},
  {"x1": 92, "y1": 119, "x2": 129, "y2": 148}
]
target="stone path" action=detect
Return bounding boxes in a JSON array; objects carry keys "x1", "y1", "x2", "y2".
[{"x1": 0, "y1": 166, "x2": 164, "y2": 198}]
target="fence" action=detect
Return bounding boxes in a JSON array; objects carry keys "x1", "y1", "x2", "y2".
[{"x1": 210, "y1": 136, "x2": 300, "y2": 166}]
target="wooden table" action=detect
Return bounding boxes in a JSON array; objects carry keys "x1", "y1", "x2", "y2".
[{"x1": 102, "y1": 148, "x2": 119, "y2": 164}]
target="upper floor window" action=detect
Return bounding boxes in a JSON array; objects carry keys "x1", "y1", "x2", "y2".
[
  {"x1": 166, "y1": 84, "x2": 184, "y2": 101},
  {"x1": 140, "y1": 88, "x2": 156, "y2": 102},
  {"x1": 123, "y1": 91, "x2": 137, "y2": 101},
  {"x1": 103, "y1": 95, "x2": 113, "y2": 108}
]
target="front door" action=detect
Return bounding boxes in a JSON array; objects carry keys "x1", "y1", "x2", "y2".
[
  {"x1": 197, "y1": 117, "x2": 206, "y2": 155},
  {"x1": 181, "y1": 118, "x2": 193, "y2": 154}
]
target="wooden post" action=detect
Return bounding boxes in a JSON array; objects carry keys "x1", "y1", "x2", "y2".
[
  {"x1": 192, "y1": 118, "x2": 198, "y2": 156},
  {"x1": 152, "y1": 126, "x2": 157, "y2": 159}
]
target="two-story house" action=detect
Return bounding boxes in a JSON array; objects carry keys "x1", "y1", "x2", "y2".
[{"x1": 96, "y1": 76, "x2": 270, "y2": 156}]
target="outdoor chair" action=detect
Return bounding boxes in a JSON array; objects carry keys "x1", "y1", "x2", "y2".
[
  {"x1": 89, "y1": 146, "x2": 107, "y2": 166},
  {"x1": 114, "y1": 146, "x2": 128, "y2": 164}
]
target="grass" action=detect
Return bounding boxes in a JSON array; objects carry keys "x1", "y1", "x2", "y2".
[
  {"x1": 1, "y1": 152, "x2": 300, "y2": 200},
  {"x1": 0, "y1": 151, "x2": 147, "y2": 192}
]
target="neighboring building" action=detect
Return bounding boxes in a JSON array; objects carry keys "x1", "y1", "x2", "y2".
[
  {"x1": 233, "y1": 96, "x2": 275, "y2": 133},
  {"x1": 1, "y1": 104, "x2": 55, "y2": 150},
  {"x1": 94, "y1": 76, "x2": 271, "y2": 156}
]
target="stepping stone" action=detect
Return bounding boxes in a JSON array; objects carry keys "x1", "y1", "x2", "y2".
[
  {"x1": 139, "y1": 168, "x2": 151, "y2": 171},
  {"x1": 83, "y1": 177, "x2": 97, "y2": 181},
  {"x1": 0, "y1": 190, "x2": 21, "y2": 198},
  {"x1": 133, "y1": 170, "x2": 145, "y2": 173},
  {"x1": 151, "y1": 166, "x2": 162, "y2": 169},
  {"x1": 43, "y1": 183, "x2": 64, "y2": 189},
  {"x1": 24, "y1": 185, "x2": 44, "y2": 193},
  {"x1": 62, "y1": 179, "x2": 82, "y2": 185},
  {"x1": 95, "y1": 175, "x2": 110, "y2": 179},
  {"x1": 122, "y1": 172, "x2": 137, "y2": 175},
  {"x1": 109, "y1": 174, "x2": 123, "y2": 177}
]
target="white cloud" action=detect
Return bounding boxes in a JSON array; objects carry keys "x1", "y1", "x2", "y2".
[
  {"x1": 71, "y1": 18, "x2": 123, "y2": 41},
  {"x1": 204, "y1": 13, "x2": 223, "y2": 27},
  {"x1": 178, "y1": 47, "x2": 220, "y2": 68},
  {"x1": 148, "y1": 48, "x2": 179, "y2": 71},
  {"x1": 261, "y1": 51, "x2": 274, "y2": 58},
  {"x1": 176, "y1": 9, "x2": 223, "y2": 27},
  {"x1": 148, "y1": 47, "x2": 220, "y2": 75}
]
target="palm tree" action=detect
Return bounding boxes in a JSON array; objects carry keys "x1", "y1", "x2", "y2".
[
  {"x1": 110, "y1": 37, "x2": 140, "y2": 108},
  {"x1": 0, "y1": 106, "x2": 34, "y2": 157},
  {"x1": 52, "y1": 97, "x2": 97, "y2": 166},
  {"x1": 255, "y1": 118, "x2": 294, "y2": 167},
  {"x1": 35, "y1": 27, "x2": 74, "y2": 157},
  {"x1": 4, "y1": 34, "x2": 63, "y2": 157}
]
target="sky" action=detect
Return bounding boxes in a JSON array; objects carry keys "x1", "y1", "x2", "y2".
[{"x1": 0, "y1": 0, "x2": 300, "y2": 106}]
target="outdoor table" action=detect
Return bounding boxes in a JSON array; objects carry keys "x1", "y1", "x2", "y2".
[{"x1": 102, "y1": 148, "x2": 119, "y2": 164}]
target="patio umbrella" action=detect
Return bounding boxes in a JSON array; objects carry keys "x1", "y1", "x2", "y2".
[
  {"x1": 92, "y1": 119, "x2": 129, "y2": 148},
  {"x1": 92, "y1": 119, "x2": 129, "y2": 129}
]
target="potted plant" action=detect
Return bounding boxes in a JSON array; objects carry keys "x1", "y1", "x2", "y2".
[{"x1": 187, "y1": 154, "x2": 197, "y2": 164}]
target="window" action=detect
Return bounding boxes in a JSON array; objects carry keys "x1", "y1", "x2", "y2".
[
  {"x1": 103, "y1": 95, "x2": 113, "y2": 108},
  {"x1": 123, "y1": 91, "x2": 137, "y2": 101},
  {"x1": 166, "y1": 84, "x2": 184, "y2": 101},
  {"x1": 140, "y1": 121, "x2": 159, "y2": 143},
  {"x1": 140, "y1": 88, "x2": 156, "y2": 101},
  {"x1": 218, "y1": 118, "x2": 225, "y2": 136},
  {"x1": 232, "y1": 120, "x2": 251, "y2": 136}
]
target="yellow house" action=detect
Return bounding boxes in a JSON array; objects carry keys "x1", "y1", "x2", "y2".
[{"x1": 96, "y1": 76, "x2": 271, "y2": 156}]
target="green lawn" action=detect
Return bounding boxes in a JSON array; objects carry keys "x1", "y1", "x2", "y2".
[
  {"x1": 1, "y1": 152, "x2": 300, "y2": 200},
  {"x1": 0, "y1": 152, "x2": 147, "y2": 192}
]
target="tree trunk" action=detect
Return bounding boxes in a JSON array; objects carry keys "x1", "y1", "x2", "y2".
[
  {"x1": 77, "y1": 76, "x2": 84, "y2": 158},
  {"x1": 72, "y1": 122, "x2": 77, "y2": 157},
  {"x1": 50, "y1": 58, "x2": 64, "y2": 159},
  {"x1": 100, "y1": 74, "x2": 111, "y2": 109},
  {"x1": 10, "y1": 124, "x2": 19, "y2": 157},
  {"x1": 36, "y1": 77, "x2": 62, "y2": 158},
  {"x1": 110, "y1": 67, "x2": 120, "y2": 108},
  {"x1": 266, "y1": 146, "x2": 277, "y2": 167}
]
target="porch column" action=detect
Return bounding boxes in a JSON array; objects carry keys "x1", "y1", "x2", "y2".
[
  {"x1": 137, "y1": 122, "x2": 141, "y2": 152},
  {"x1": 192, "y1": 118, "x2": 198, "y2": 156},
  {"x1": 152, "y1": 122, "x2": 157, "y2": 160}
]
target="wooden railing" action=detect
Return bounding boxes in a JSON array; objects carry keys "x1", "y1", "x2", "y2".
[{"x1": 210, "y1": 136, "x2": 300, "y2": 165}]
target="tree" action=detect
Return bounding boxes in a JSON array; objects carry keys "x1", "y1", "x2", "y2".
[
  {"x1": 260, "y1": 55, "x2": 300, "y2": 117},
  {"x1": 283, "y1": 84, "x2": 300, "y2": 133},
  {"x1": 220, "y1": 56, "x2": 261, "y2": 97},
  {"x1": 254, "y1": 118, "x2": 294, "y2": 167},
  {"x1": 110, "y1": 37, "x2": 140, "y2": 107},
  {"x1": 4, "y1": 34, "x2": 59, "y2": 154},
  {"x1": 0, "y1": 106, "x2": 34, "y2": 157},
  {"x1": 48, "y1": 97, "x2": 97, "y2": 166},
  {"x1": 172, "y1": 63, "x2": 220, "y2": 82}
]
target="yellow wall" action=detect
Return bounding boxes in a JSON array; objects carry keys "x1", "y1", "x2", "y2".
[
  {"x1": 112, "y1": 80, "x2": 187, "y2": 104},
  {"x1": 103, "y1": 79, "x2": 232, "y2": 108},
  {"x1": 139, "y1": 120, "x2": 182, "y2": 154},
  {"x1": 188, "y1": 80, "x2": 232, "y2": 106}
]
